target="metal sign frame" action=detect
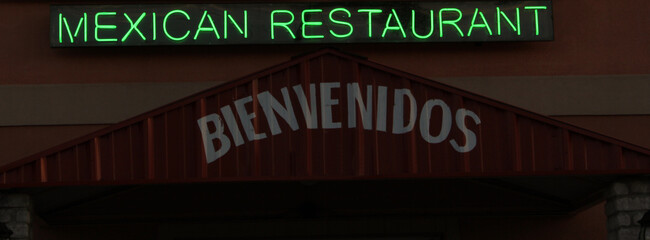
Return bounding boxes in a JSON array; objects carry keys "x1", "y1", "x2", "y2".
[{"x1": 50, "y1": 1, "x2": 553, "y2": 47}]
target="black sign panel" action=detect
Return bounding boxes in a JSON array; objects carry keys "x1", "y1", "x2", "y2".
[{"x1": 50, "y1": 1, "x2": 553, "y2": 47}]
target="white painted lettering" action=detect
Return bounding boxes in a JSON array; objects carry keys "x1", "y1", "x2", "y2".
[
  {"x1": 257, "y1": 88, "x2": 299, "y2": 135},
  {"x1": 234, "y1": 96, "x2": 267, "y2": 141},
  {"x1": 220, "y1": 105, "x2": 245, "y2": 147},
  {"x1": 347, "y1": 83, "x2": 373, "y2": 129},
  {"x1": 392, "y1": 88, "x2": 417, "y2": 134},
  {"x1": 419, "y1": 99, "x2": 452, "y2": 143},
  {"x1": 197, "y1": 113, "x2": 230, "y2": 163},
  {"x1": 198, "y1": 81, "x2": 483, "y2": 164},
  {"x1": 292, "y1": 84, "x2": 319, "y2": 129},
  {"x1": 376, "y1": 86, "x2": 388, "y2": 132},
  {"x1": 320, "y1": 82, "x2": 341, "y2": 129},
  {"x1": 451, "y1": 108, "x2": 481, "y2": 153}
]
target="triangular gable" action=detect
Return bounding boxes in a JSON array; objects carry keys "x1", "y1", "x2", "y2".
[{"x1": 2, "y1": 49, "x2": 650, "y2": 187}]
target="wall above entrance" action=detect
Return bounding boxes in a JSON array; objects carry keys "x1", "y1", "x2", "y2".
[{"x1": 0, "y1": 49, "x2": 648, "y2": 188}]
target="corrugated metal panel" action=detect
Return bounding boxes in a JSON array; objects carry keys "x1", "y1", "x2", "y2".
[{"x1": 2, "y1": 49, "x2": 650, "y2": 187}]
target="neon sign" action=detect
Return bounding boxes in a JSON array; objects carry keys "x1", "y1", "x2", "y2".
[{"x1": 50, "y1": 1, "x2": 553, "y2": 47}]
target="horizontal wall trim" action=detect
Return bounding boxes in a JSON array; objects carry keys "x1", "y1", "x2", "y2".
[
  {"x1": 0, "y1": 82, "x2": 218, "y2": 126},
  {"x1": 436, "y1": 74, "x2": 650, "y2": 116},
  {"x1": 0, "y1": 74, "x2": 648, "y2": 126}
]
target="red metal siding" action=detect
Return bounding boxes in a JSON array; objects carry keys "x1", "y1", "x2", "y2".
[{"x1": 2, "y1": 49, "x2": 650, "y2": 187}]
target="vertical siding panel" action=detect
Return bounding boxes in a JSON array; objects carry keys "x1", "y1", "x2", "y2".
[
  {"x1": 339, "y1": 58, "x2": 357, "y2": 177},
  {"x1": 286, "y1": 67, "x2": 300, "y2": 177},
  {"x1": 5, "y1": 169, "x2": 20, "y2": 185},
  {"x1": 292, "y1": 63, "x2": 308, "y2": 177},
  {"x1": 464, "y1": 99, "x2": 484, "y2": 174},
  {"x1": 234, "y1": 85, "x2": 254, "y2": 178},
  {"x1": 59, "y1": 148, "x2": 76, "y2": 182},
  {"x1": 616, "y1": 146, "x2": 626, "y2": 170},
  {"x1": 204, "y1": 91, "x2": 224, "y2": 178},
  {"x1": 196, "y1": 99, "x2": 207, "y2": 179},
  {"x1": 571, "y1": 133, "x2": 587, "y2": 171},
  {"x1": 613, "y1": 145, "x2": 624, "y2": 170},
  {"x1": 145, "y1": 117, "x2": 156, "y2": 180},
  {"x1": 180, "y1": 107, "x2": 187, "y2": 179},
  {"x1": 39, "y1": 157, "x2": 47, "y2": 183},
  {"x1": 623, "y1": 148, "x2": 650, "y2": 170},
  {"x1": 517, "y1": 118, "x2": 534, "y2": 171},
  {"x1": 256, "y1": 75, "x2": 273, "y2": 177},
  {"x1": 46, "y1": 154, "x2": 60, "y2": 182},
  {"x1": 153, "y1": 114, "x2": 167, "y2": 180},
  {"x1": 166, "y1": 108, "x2": 184, "y2": 179},
  {"x1": 131, "y1": 121, "x2": 146, "y2": 180},
  {"x1": 511, "y1": 113, "x2": 523, "y2": 172},
  {"x1": 585, "y1": 137, "x2": 605, "y2": 170},
  {"x1": 22, "y1": 163, "x2": 33, "y2": 184},
  {"x1": 412, "y1": 78, "x2": 431, "y2": 175},
  {"x1": 277, "y1": 68, "x2": 294, "y2": 177},
  {"x1": 290, "y1": 64, "x2": 310, "y2": 177},
  {"x1": 450, "y1": 94, "x2": 469, "y2": 174},
  {"x1": 622, "y1": 149, "x2": 638, "y2": 170},
  {"x1": 562, "y1": 129, "x2": 573, "y2": 171},
  {"x1": 114, "y1": 127, "x2": 132, "y2": 180},
  {"x1": 531, "y1": 123, "x2": 564, "y2": 172},
  {"x1": 99, "y1": 134, "x2": 115, "y2": 181},
  {"x1": 321, "y1": 55, "x2": 344, "y2": 177},
  {"x1": 405, "y1": 78, "x2": 418, "y2": 175},
  {"x1": 308, "y1": 57, "x2": 325, "y2": 176},
  {"x1": 251, "y1": 78, "x2": 262, "y2": 178},
  {"x1": 425, "y1": 88, "x2": 459, "y2": 174},
  {"x1": 92, "y1": 137, "x2": 102, "y2": 181},
  {"x1": 183, "y1": 104, "x2": 198, "y2": 179},
  {"x1": 77, "y1": 141, "x2": 92, "y2": 181},
  {"x1": 481, "y1": 106, "x2": 514, "y2": 173},
  {"x1": 359, "y1": 65, "x2": 376, "y2": 176},
  {"x1": 374, "y1": 70, "x2": 395, "y2": 175}
]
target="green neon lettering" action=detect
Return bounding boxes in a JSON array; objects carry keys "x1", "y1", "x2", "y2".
[
  {"x1": 411, "y1": 10, "x2": 434, "y2": 39},
  {"x1": 302, "y1": 9, "x2": 324, "y2": 39},
  {"x1": 467, "y1": 8, "x2": 492, "y2": 36},
  {"x1": 329, "y1": 8, "x2": 353, "y2": 38},
  {"x1": 271, "y1": 10, "x2": 296, "y2": 39},
  {"x1": 357, "y1": 9, "x2": 382, "y2": 37},
  {"x1": 524, "y1": 6, "x2": 547, "y2": 35},
  {"x1": 438, "y1": 8, "x2": 464, "y2": 38},
  {"x1": 94, "y1": 12, "x2": 117, "y2": 42},
  {"x1": 58, "y1": 13, "x2": 86, "y2": 43},
  {"x1": 193, "y1": 11, "x2": 220, "y2": 40},
  {"x1": 84, "y1": 13, "x2": 87, "y2": 42},
  {"x1": 63, "y1": 17, "x2": 74, "y2": 42},
  {"x1": 224, "y1": 10, "x2": 247, "y2": 39},
  {"x1": 152, "y1": 12, "x2": 156, "y2": 40},
  {"x1": 164, "y1": 10, "x2": 191, "y2": 41},
  {"x1": 381, "y1": 9, "x2": 406, "y2": 38},
  {"x1": 497, "y1": 7, "x2": 520, "y2": 35},
  {"x1": 58, "y1": 14, "x2": 63, "y2": 43},
  {"x1": 122, "y1": 12, "x2": 147, "y2": 42}
]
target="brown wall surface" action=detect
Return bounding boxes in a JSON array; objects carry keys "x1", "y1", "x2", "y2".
[{"x1": 0, "y1": 0, "x2": 645, "y2": 240}]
